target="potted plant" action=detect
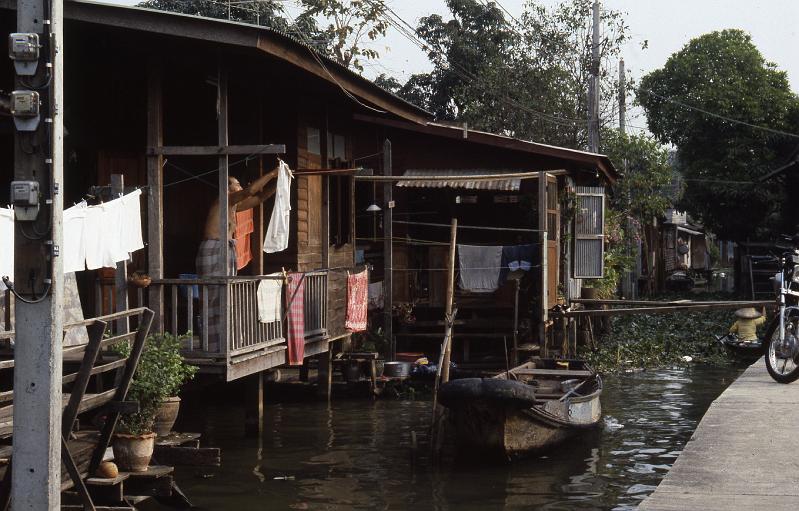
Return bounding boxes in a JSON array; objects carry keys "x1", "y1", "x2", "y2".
[{"x1": 111, "y1": 333, "x2": 197, "y2": 471}]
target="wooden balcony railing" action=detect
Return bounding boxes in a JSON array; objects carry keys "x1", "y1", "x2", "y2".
[{"x1": 140, "y1": 271, "x2": 329, "y2": 360}]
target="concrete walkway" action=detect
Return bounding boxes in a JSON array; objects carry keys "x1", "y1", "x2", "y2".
[{"x1": 639, "y1": 359, "x2": 799, "y2": 510}]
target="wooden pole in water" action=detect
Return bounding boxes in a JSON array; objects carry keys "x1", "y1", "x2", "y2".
[
  {"x1": 441, "y1": 218, "x2": 458, "y2": 384},
  {"x1": 431, "y1": 218, "x2": 457, "y2": 456}
]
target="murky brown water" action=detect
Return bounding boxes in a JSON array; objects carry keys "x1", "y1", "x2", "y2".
[{"x1": 156, "y1": 365, "x2": 742, "y2": 510}]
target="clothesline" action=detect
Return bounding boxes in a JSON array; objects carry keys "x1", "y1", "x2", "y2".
[
  {"x1": 388, "y1": 266, "x2": 540, "y2": 272},
  {"x1": 354, "y1": 170, "x2": 565, "y2": 182},
  {"x1": 393, "y1": 220, "x2": 542, "y2": 233}
]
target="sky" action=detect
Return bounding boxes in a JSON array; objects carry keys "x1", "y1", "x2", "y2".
[{"x1": 108, "y1": 0, "x2": 799, "y2": 132}]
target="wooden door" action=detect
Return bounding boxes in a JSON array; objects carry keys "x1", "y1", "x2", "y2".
[{"x1": 546, "y1": 175, "x2": 560, "y2": 308}]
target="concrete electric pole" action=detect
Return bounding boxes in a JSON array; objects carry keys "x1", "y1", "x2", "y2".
[
  {"x1": 9, "y1": 0, "x2": 65, "y2": 507},
  {"x1": 588, "y1": 0, "x2": 601, "y2": 153}
]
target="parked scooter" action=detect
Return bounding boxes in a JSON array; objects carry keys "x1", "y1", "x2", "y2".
[{"x1": 763, "y1": 236, "x2": 799, "y2": 383}]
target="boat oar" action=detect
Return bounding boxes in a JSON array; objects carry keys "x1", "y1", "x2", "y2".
[{"x1": 558, "y1": 374, "x2": 596, "y2": 402}]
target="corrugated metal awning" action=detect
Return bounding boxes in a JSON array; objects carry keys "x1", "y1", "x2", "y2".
[{"x1": 395, "y1": 169, "x2": 521, "y2": 191}]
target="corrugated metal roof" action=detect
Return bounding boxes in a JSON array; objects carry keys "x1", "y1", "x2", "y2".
[{"x1": 395, "y1": 170, "x2": 521, "y2": 191}]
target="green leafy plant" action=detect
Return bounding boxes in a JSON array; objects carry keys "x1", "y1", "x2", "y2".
[{"x1": 112, "y1": 333, "x2": 197, "y2": 435}]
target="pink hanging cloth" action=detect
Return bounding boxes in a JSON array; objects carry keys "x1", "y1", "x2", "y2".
[
  {"x1": 346, "y1": 269, "x2": 369, "y2": 332},
  {"x1": 286, "y1": 272, "x2": 305, "y2": 365}
]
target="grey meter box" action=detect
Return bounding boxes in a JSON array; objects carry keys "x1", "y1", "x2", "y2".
[
  {"x1": 8, "y1": 33, "x2": 39, "y2": 76},
  {"x1": 10, "y1": 180, "x2": 40, "y2": 221},
  {"x1": 10, "y1": 90, "x2": 40, "y2": 131}
]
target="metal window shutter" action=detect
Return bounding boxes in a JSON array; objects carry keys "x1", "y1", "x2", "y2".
[{"x1": 574, "y1": 186, "x2": 605, "y2": 278}]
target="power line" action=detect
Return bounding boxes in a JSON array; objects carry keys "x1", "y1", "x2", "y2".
[{"x1": 639, "y1": 87, "x2": 799, "y2": 140}]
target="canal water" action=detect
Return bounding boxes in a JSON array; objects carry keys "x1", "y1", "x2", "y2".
[{"x1": 164, "y1": 365, "x2": 742, "y2": 510}]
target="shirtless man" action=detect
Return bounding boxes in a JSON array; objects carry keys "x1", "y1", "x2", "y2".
[
  {"x1": 196, "y1": 168, "x2": 278, "y2": 278},
  {"x1": 196, "y1": 169, "x2": 278, "y2": 350}
]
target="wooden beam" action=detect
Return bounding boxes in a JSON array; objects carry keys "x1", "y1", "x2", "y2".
[
  {"x1": 217, "y1": 64, "x2": 230, "y2": 361},
  {"x1": 146, "y1": 144, "x2": 285, "y2": 156},
  {"x1": 539, "y1": 172, "x2": 548, "y2": 356},
  {"x1": 146, "y1": 61, "x2": 164, "y2": 333},
  {"x1": 382, "y1": 139, "x2": 394, "y2": 361},
  {"x1": 560, "y1": 302, "x2": 777, "y2": 318},
  {"x1": 111, "y1": 175, "x2": 129, "y2": 335}
]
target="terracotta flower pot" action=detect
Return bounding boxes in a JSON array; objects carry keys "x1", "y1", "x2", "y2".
[
  {"x1": 153, "y1": 396, "x2": 181, "y2": 437},
  {"x1": 112, "y1": 432, "x2": 156, "y2": 472}
]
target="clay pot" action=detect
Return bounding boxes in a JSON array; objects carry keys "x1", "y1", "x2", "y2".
[
  {"x1": 128, "y1": 273, "x2": 152, "y2": 288},
  {"x1": 95, "y1": 461, "x2": 119, "y2": 479},
  {"x1": 153, "y1": 396, "x2": 181, "y2": 437},
  {"x1": 580, "y1": 286, "x2": 599, "y2": 299},
  {"x1": 112, "y1": 432, "x2": 156, "y2": 472}
]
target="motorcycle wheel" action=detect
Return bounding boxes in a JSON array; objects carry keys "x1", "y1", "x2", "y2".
[{"x1": 764, "y1": 315, "x2": 799, "y2": 384}]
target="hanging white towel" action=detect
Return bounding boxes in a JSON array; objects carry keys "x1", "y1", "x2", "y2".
[
  {"x1": 63, "y1": 203, "x2": 88, "y2": 273},
  {"x1": 83, "y1": 205, "x2": 105, "y2": 270},
  {"x1": 0, "y1": 209, "x2": 14, "y2": 290},
  {"x1": 121, "y1": 189, "x2": 144, "y2": 254},
  {"x1": 256, "y1": 274, "x2": 283, "y2": 323},
  {"x1": 100, "y1": 198, "x2": 130, "y2": 267},
  {"x1": 263, "y1": 160, "x2": 293, "y2": 254}
]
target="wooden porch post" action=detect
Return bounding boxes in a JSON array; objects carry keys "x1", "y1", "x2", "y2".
[
  {"x1": 147, "y1": 61, "x2": 164, "y2": 333},
  {"x1": 217, "y1": 64, "x2": 230, "y2": 359},
  {"x1": 382, "y1": 139, "x2": 394, "y2": 361},
  {"x1": 112, "y1": 174, "x2": 129, "y2": 334},
  {"x1": 539, "y1": 172, "x2": 548, "y2": 356},
  {"x1": 244, "y1": 372, "x2": 264, "y2": 438}
]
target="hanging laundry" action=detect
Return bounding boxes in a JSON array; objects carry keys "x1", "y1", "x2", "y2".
[
  {"x1": 63, "y1": 203, "x2": 87, "y2": 273},
  {"x1": 285, "y1": 272, "x2": 305, "y2": 365},
  {"x1": 121, "y1": 189, "x2": 144, "y2": 254},
  {"x1": 256, "y1": 274, "x2": 282, "y2": 323},
  {"x1": 502, "y1": 244, "x2": 535, "y2": 273},
  {"x1": 458, "y1": 244, "x2": 503, "y2": 293},
  {"x1": 0, "y1": 209, "x2": 13, "y2": 290},
  {"x1": 234, "y1": 209, "x2": 254, "y2": 270},
  {"x1": 368, "y1": 281, "x2": 384, "y2": 310},
  {"x1": 263, "y1": 160, "x2": 293, "y2": 254},
  {"x1": 83, "y1": 205, "x2": 105, "y2": 270},
  {"x1": 346, "y1": 270, "x2": 369, "y2": 332},
  {"x1": 100, "y1": 197, "x2": 130, "y2": 268}
]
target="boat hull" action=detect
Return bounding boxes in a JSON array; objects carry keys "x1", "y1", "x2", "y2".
[{"x1": 446, "y1": 388, "x2": 602, "y2": 459}]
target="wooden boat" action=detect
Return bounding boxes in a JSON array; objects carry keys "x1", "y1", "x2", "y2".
[
  {"x1": 716, "y1": 334, "x2": 762, "y2": 361},
  {"x1": 438, "y1": 358, "x2": 602, "y2": 459}
]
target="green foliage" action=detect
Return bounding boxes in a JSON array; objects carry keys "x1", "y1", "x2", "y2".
[
  {"x1": 639, "y1": 29, "x2": 799, "y2": 241},
  {"x1": 297, "y1": 0, "x2": 389, "y2": 71},
  {"x1": 112, "y1": 333, "x2": 197, "y2": 435},
  {"x1": 396, "y1": 0, "x2": 632, "y2": 149},
  {"x1": 601, "y1": 129, "x2": 676, "y2": 225},
  {"x1": 581, "y1": 293, "x2": 747, "y2": 372},
  {"x1": 582, "y1": 208, "x2": 633, "y2": 298}
]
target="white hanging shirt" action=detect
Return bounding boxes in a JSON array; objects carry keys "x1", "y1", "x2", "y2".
[
  {"x1": 100, "y1": 198, "x2": 129, "y2": 267},
  {"x1": 63, "y1": 202, "x2": 88, "y2": 273},
  {"x1": 83, "y1": 205, "x2": 105, "y2": 270},
  {"x1": 256, "y1": 274, "x2": 283, "y2": 323},
  {"x1": 263, "y1": 160, "x2": 293, "y2": 254},
  {"x1": 0, "y1": 209, "x2": 14, "y2": 290},
  {"x1": 121, "y1": 189, "x2": 144, "y2": 254}
]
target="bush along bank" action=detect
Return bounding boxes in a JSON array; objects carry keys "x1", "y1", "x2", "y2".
[{"x1": 579, "y1": 302, "x2": 765, "y2": 373}]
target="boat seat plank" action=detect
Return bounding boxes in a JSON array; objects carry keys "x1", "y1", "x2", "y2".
[{"x1": 512, "y1": 369, "x2": 593, "y2": 377}]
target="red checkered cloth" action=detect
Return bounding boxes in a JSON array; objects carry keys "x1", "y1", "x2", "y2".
[
  {"x1": 286, "y1": 272, "x2": 305, "y2": 365},
  {"x1": 345, "y1": 269, "x2": 369, "y2": 332}
]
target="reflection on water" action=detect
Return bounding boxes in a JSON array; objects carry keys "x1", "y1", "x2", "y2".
[{"x1": 166, "y1": 366, "x2": 741, "y2": 511}]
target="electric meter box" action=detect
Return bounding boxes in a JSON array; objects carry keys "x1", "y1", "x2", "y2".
[
  {"x1": 10, "y1": 181, "x2": 40, "y2": 222},
  {"x1": 10, "y1": 90, "x2": 40, "y2": 132},
  {"x1": 11, "y1": 90, "x2": 39, "y2": 117},
  {"x1": 8, "y1": 33, "x2": 39, "y2": 76}
]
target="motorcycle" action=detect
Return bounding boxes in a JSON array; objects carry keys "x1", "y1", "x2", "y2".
[{"x1": 763, "y1": 238, "x2": 799, "y2": 383}]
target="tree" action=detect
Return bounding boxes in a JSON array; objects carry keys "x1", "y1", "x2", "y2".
[
  {"x1": 297, "y1": 1, "x2": 390, "y2": 72},
  {"x1": 395, "y1": 0, "x2": 632, "y2": 149},
  {"x1": 639, "y1": 29, "x2": 799, "y2": 241},
  {"x1": 601, "y1": 129, "x2": 676, "y2": 292},
  {"x1": 137, "y1": 1, "x2": 388, "y2": 71}
]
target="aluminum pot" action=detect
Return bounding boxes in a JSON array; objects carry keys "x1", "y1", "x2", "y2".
[{"x1": 383, "y1": 361, "x2": 411, "y2": 377}]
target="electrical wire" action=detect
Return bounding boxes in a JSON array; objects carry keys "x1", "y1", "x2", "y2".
[{"x1": 638, "y1": 87, "x2": 799, "y2": 140}]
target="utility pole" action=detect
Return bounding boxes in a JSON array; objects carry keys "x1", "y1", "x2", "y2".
[
  {"x1": 618, "y1": 58, "x2": 626, "y2": 134},
  {"x1": 10, "y1": 0, "x2": 65, "y2": 507},
  {"x1": 382, "y1": 140, "x2": 394, "y2": 361},
  {"x1": 588, "y1": 0, "x2": 601, "y2": 153}
]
